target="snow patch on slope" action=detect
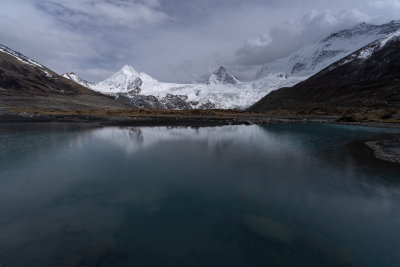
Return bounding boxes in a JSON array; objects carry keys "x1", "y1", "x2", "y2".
[
  {"x1": 327, "y1": 29, "x2": 400, "y2": 71},
  {"x1": 378, "y1": 30, "x2": 400, "y2": 48},
  {"x1": 0, "y1": 44, "x2": 54, "y2": 78}
]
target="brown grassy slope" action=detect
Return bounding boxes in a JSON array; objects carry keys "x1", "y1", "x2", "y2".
[{"x1": 0, "y1": 51, "x2": 101, "y2": 96}]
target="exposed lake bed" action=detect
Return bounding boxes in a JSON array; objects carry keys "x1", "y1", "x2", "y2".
[{"x1": 0, "y1": 123, "x2": 400, "y2": 266}]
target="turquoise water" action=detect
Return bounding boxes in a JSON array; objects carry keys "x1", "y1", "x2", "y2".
[{"x1": 0, "y1": 123, "x2": 400, "y2": 267}]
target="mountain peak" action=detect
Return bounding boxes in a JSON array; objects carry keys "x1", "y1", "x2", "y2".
[
  {"x1": 91, "y1": 65, "x2": 158, "y2": 93},
  {"x1": 62, "y1": 72, "x2": 93, "y2": 87},
  {"x1": 120, "y1": 65, "x2": 139, "y2": 75},
  {"x1": 216, "y1": 66, "x2": 227, "y2": 73},
  {"x1": 115, "y1": 65, "x2": 158, "y2": 83},
  {"x1": 207, "y1": 66, "x2": 239, "y2": 85}
]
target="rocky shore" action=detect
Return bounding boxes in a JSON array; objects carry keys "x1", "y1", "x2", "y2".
[{"x1": 366, "y1": 139, "x2": 400, "y2": 164}]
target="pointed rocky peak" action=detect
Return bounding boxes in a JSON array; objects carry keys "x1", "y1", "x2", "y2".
[
  {"x1": 120, "y1": 65, "x2": 139, "y2": 76},
  {"x1": 207, "y1": 66, "x2": 239, "y2": 85},
  {"x1": 92, "y1": 65, "x2": 158, "y2": 93},
  {"x1": 216, "y1": 66, "x2": 227, "y2": 74}
]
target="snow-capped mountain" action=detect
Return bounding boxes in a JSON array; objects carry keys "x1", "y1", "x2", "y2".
[
  {"x1": 93, "y1": 65, "x2": 158, "y2": 95},
  {"x1": 63, "y1": 65, "x2": 303, "y2": 110},
  {"x1": 257, "y1": 20, "x2": 400, "y2": 79},
  {"x1": 251, "y1": 29, "x2": 400, "y2": 111},
  {"x1": 62, "y1": 72, "x2": 94, "y2": 88},
  {"x1": 207, "y1": 66, "x2": 239, "y2": 85}
]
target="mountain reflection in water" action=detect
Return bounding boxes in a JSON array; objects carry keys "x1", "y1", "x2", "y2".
[{"x1": 0, "y1": 123, "x2": 399, "y2": 267}]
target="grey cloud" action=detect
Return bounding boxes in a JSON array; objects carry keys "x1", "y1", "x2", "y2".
[
  {"x1": 235, "y1": 9, "x2": 371, "y2": 66},
  {"x1": 37, "y1": 0, "x2": 170, "y2": 29},
  {"x1": 0, "y1": 0, "x2": 399, "y2": 83}
]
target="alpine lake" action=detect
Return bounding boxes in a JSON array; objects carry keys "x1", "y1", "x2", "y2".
[{"x1": 0, "y1": 122, "x2": 400, "y2": 267}]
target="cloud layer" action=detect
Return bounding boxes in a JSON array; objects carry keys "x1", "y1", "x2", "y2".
[
  {"x1": 0, "y1": 0, "x2": 399, "y2": 82},
  {"x1": 235, "y1": 10, "x2": 371, "y2": 65},
  {"x1": 38, "y1": 0, "x2": 169, "y2": 29}
]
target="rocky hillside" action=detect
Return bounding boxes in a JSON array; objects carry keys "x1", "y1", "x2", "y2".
[
  {"x1": 0, "y1": 44, "x2": 100, "y2": 96},
  {"x1": 0, "y1": 44, "x2": 129, "y2": 110},
  {"x1": 250, "y1": 31, "x2": 400, "y2": 111}
]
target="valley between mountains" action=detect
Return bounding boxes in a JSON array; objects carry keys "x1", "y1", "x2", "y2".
[{"x1": 1, "y1": 20, "x2": 400, "y2": 125}]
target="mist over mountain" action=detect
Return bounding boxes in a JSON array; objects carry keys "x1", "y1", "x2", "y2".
[{"x1": 257, "y1": 20, "x2": 400, "y2": 79}]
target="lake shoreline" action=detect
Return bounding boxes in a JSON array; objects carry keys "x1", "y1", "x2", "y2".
[
  {"x1": 2, "y1": 110, "x2": 400, "y2": 164},
  {"x1": 0, "y1": 111, "x2": 341, "y2": 127},
  {"x1": 1, "y1": 109, "x2": 400, "y2": 129},
  {"x1": 1, "y1": 108, "x2": 400, "y2": 127}
]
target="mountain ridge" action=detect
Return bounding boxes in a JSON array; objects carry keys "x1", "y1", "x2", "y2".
[
  {"x1": 249, "y1": 30, "x2": 400, "y2": 111},
  {"x1": 0, "y1": 44, "x2": 131, "y2": 110},
  {"x1": 63, "y1": 65, "x2": 303, "y2": 110},
  {"x1": 256, "y1": 20, "x2": 400, "y2": 79},
  {"x1": 61, "y1": 21, "x2": 400, "y2": 110}
]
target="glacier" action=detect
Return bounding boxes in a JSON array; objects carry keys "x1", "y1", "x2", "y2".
[{"x1": 68, "y1": 65, "x2": 304, "y2": 110}]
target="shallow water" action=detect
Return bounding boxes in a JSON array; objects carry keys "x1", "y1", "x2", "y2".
[{"x1": 0, "y1": 123, "x2": 400, "y2": 267}]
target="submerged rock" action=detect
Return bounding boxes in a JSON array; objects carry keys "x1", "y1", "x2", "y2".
[
  {"x1": 240, "y1": 214, "x2": 292, "y2": 243},
  {"x1": 366, "y1": 139, "x2": 400, "y2": 164}
]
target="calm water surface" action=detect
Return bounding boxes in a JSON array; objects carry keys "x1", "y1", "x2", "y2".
[{"x1": 0, "y1": 123, "x2": 400, "y2": 267}]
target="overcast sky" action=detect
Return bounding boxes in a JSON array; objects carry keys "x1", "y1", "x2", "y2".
[{"x1": 1, "y1": 0, "x2": 399, "y2": 82}]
